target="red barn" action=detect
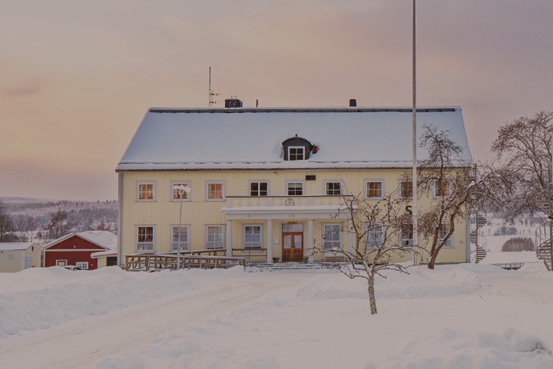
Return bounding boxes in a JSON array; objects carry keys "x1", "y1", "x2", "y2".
[{"x1": 43, "y1": 231, "x2": 117, "y2": 270}]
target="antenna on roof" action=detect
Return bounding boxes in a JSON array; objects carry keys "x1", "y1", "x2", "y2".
[{"x1": 208, "y1": 67, "x2": 220, "y2": 107}]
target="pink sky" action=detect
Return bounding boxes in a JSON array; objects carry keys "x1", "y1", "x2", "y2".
[{"x1": 1, "y1": 0, "x2": 552, "y2": 201}]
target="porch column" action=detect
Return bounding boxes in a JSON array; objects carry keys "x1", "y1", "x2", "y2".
[
  {"x1": 308, "y1": 219, "x2": 314, "y2": 263},
  {"x1": 226, "y1": 220, "x2": 232, "y2": 256},
  {"x1": 266, "y1": 219, "x2": 273, "y2": 263},
  {"x1": 348, "y1": 220, "x2": 355, "y2": 254}
]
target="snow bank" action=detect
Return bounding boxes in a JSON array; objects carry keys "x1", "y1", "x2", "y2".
[
  {"x1": 296, "y1": 265, "x2": 490, "y2": 300},
  {"x1": 0, "y1": 267, "x2": 206, "y2": 338},
  {"x1": 366, "y1": 327, "x2": 553, "y2": 369}
]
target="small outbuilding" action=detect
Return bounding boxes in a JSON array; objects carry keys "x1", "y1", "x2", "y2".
[
  {"x1": 0, "y1": 242, "x2": 41, "y2": 273},
  {"x1": 43, "y1": 231, "x2": 117, "y2": 270}
]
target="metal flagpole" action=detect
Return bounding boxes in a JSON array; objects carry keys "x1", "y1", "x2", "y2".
[{"x1": 412, "y1": 0, "x2": 419, "y2": 265}]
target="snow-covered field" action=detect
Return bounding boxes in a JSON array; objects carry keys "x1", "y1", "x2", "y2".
[{"x1": 1, "y1": 264, "x2": 553, "y2": 369}]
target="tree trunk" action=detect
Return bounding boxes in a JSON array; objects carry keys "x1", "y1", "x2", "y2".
[
  {"x1": 427, "y1": 252, "x2": 438, "y2": 269},
  {"x1": 368, "y1": 275, "x2": 377, "y2": 314}
]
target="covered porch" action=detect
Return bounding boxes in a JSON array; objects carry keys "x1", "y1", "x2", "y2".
[{"x1": 222, "y1": 195, "x2": 355, "y2": 263}]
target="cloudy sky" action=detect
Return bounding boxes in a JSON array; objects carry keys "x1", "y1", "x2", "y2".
[{"x1": 1, "y1": 0, "x2": 552, "y2": 201}]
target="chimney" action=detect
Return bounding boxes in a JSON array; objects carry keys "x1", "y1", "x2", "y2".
[
  {"x1": 349, "y1": 99, "x2": 357, "y2": 107},
  {"x1": 225, "y1": 97, "x2": 243, "y2": 109}
]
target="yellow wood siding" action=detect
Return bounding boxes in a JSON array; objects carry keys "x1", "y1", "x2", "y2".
[
  {"x1": 0, "y1": 246, "x2": 41, "y2": 273},
  {"x1": 119, "y1": 169, "x2": 468, "y2": 265}
]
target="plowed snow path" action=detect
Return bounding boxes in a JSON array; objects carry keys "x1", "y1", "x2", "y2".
[{"x1": 0, "y1": 272, "x2": 313, "y2": 369}]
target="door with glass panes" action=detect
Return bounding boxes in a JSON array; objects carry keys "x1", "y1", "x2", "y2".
[{"x1": 282, "y1": 223, "x2": 304, "y2": 261}]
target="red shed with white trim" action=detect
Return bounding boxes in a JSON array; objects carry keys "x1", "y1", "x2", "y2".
[{"x1": 43, "y1": 231, "x2": 117, "y2": 270}]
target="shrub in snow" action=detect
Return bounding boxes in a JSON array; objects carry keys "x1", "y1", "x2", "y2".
[{"x1": 502, "y1": 237, "x2": 534, "y2": 252}]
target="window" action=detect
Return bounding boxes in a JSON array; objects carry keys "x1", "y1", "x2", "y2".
[
  {"x1": 207, "y1": 182, "x2": 224, "y2": 200},
  {"x1": 325, "y1": 182, "x2": 341, "y2": 196},
  {"x1": 244, "y1": 225, "x2": 262, "y2": 249},
  {"x1": 137, "y1": 182, "x2": 155, "y2": 201},
  {"x1": 250, "y1": 181, "x2": 268, "y2": 196},
  {"x1": 434, "y1": 180, "x2": 449, "y2": 197},
  {"x1": 438, "y1": 224, "x2": 453, "y2": 248},
  {"x1": 206, "y1": 225, "x2": 225, "y2": 249},
  {"x1": 366, "y1": 224, "x2": 385, "y2": 249},
  {"x1": 137, "y1": 226, "x2": 155, "y2": 251},
  {"x1": 8, "y1": 254, "x2": 14, "y2": 261},
  {"x1": 366, "y1": 180, "x2": 383, "y2": 199},
  {"x1": 171, "y1": 225, "x2": 190, "y2": 251},
  {"x1": 400, "y1": 181, "x2": 413, "y2": 198},
  {"x1": 171, "y1": 181, "x2": 191, "y2": 201},
  {"x1": 287, "y1": 182, "x2": 303, "y2": 196},
  {"x1": 399, "y1": 224, "x2": 413, "y2": 247},
  {"x1": 322, "y1": 224, "x2": 341, "y2": 249},
  {"x1": 288, "y1": 146, "x2": 305, "y2": 161},
  {"x1": 76, "y1": 262, "x2": 89, "y2": 270}
]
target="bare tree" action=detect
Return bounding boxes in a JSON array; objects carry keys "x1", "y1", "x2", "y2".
[
  {"x1": 0, "y1": 200, "x2": 16, "y2": 241},
  {"x1": 13, "y1": 215, "x2": 38, "y2": 241},
  {"x1": 491, "y1": 111, "x2": 553, "y2": 216},
  {"x1": 43, "y1": 209, "x2": 76, "y2": 240},
  {"x1": 315, "y1": 192, "x2": 413, "y2": 314},
  {"x1": 417, "y1": 126, "x2": 505, "y2": 269}
]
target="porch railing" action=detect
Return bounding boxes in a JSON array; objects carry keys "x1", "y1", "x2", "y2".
[{"x1": 225, "y1": 195, "x2": 353, "y2": 208}]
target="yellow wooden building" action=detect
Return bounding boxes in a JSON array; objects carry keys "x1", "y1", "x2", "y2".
[
  {"x1": 0, "y1": 242, "x2": 41, "y2": 273},
  {"x1": 116, "y1": 103, "x2": 472, "y2": 266}
]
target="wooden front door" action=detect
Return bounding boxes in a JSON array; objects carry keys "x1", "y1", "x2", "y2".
[{"x1": 282, "y1": 232, "x2": 304, "y2": 262}]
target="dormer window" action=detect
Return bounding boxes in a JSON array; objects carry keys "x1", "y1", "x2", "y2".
[
  {"x1": 288, "y1": 147, "x2": 304, "y2": 161},
  {"x1": 282, "y1": 136, "x2": 313, "y2": 161}
]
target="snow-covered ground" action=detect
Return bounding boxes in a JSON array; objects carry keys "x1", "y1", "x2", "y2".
[{"x1": 1, "y1": 264, "x2": 553, "y2": 369}]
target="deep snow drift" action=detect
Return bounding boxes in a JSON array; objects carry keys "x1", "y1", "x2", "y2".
[{"x1": 2, "y1": 264, "x2": 553, "y2": 369}]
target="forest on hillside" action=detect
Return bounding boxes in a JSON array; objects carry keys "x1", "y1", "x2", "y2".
[{"x1": 0, "y1": 197, "x2": 117, "y2": 243}]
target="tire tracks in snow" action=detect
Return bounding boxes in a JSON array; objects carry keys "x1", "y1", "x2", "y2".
[{"x1": 0, "y1": 274, "x2": 304, "y2": 369}]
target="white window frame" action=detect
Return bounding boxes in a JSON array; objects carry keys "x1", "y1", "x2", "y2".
[
  {"x1": 288, "y1": 146, "x2": 305, "y2": 161},
  {"x1": 399, "y1": 224, "x2": 413, "y2": 247},
  {"x1": 171, "y1": 181, "x2": 192, "y2": 201},
  {"x1": 398, "y1": 179, "x2": 413, "y2": 199},
  {"x1": 365, "y1": 179, "x2": 384, "y2": 200},
  {"x1": 136, "y1": 181, "x2": 156, "y2": 202},
  {"x1": 170, "y1": 225, "x2": 190, "y2": 251},
  {"x1": 324, "y1": 180, "x2": 342, "y2": 196},
  {"x1": 56, "y1": 260, "x2": 67, "y2": 267},
  {"x1": 205, "y1": 225, "x2": 225, "y2": 250},
  {"x1": 433, "y1": 179, "x2": 450, "y2": 198},
  {"x1": 365, "y1": 223, "x2": 385, "y2": 249},
  {"x1": 206, "y1": 181, "x2": 225, "y2": 201},
  {"x1": 249, "y1": 181, "x2": 269, "y2": 196},
  {"x1": 322, "y1": 223, "x2": 342, "y2": 250},
  {"x1": 76, "y1": 262, "x2": 89, "y2": 270},
  {"x1": 243, "y1": 224, "x2": 263, "y2": 249},
  {"x1": 136, "y1": 225, "x2": 156, "y2": 252},
  {"x1": 438, "y1": 223, "x2": 454, "y2": 248},
  {"x1": 286, "y1": 180, "x2": 305, "y2": 196}
]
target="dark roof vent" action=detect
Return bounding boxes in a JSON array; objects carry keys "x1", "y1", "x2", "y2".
[
  {"x1": 225, "y1": 97, "x2": 243, "y2": 108},
  {"x1": 349, "y1": 99, "x2": 357, "y2": 107}
]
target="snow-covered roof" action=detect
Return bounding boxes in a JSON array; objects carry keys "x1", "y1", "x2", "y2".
[
  {"x1": 0, "y1": 242, "x2": 35, "y2": 252},
  {"x1": 77, "y1": 231, "x2": 117, "y2": 250},
  {"x1": 43, "y1": 231, "x2": 117, "y2": 250},
  {"x1": 117, "y1": 106, "x2": 472, "y2": 171}
]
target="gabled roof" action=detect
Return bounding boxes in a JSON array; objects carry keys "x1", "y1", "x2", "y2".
[
  {"x1": 116, "y1": 106, "x2": 472, "y2": 171},
  {"x1": 0, "y1": 242, "x2": 35, "y2": 252},
  {"x1": 43, "y1": 231, "x2": 117, "y2": 250}
]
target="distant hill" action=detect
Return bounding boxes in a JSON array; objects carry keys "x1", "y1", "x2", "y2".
[{"x1": 1, "y1": 197, "x2": 118, "y2": 241}]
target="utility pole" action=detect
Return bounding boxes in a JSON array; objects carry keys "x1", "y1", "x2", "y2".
[{"x1": 412, "y1": 0, "x2": 419, "y2": 265}]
